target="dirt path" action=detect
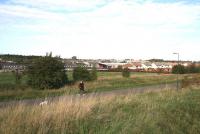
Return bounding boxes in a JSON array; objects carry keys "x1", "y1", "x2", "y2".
[{"x1": 0, "y1": 83, "x2": 177, "y2": 108}]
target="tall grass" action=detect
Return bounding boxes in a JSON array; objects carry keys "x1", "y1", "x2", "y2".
[
  {"x1": 0, "y1": 95, "x2": 115, "y2": 134},
  {"x1": 1, "y1": 87, "x2": 200, "y2": 134}
]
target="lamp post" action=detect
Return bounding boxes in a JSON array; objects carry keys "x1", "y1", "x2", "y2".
[{"x1": 173, "y1": 52, "x2": 179, "y2": 91}]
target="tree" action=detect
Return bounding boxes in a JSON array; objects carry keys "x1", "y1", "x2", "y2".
[
  {"x1": 72, "y1": 66, "x2": 91, "y2": 81},
  {"x1": 72, "y1": 66, "x2": 98, "y2": 81},
  {"x1": 117, "y1": 65, "x2": 123, "y2": 72},
  {"x1": 14, "y1": 69, "x2": 22, "y2": 85},
  {"x1": 27, "y1": 54, "x2": 68, "y2": 89},
  {"x1": 122, "y1": 68, "x2": 130, "y2": 78},
  {"x1": 172, "y1": 64, "x2": 186, "y2": 74},
  {"x1": 90, "y1": 66, "x2": 97, "y2": 80},
  {"x1": 187, "y1": 63, "x2": 199, "y2": 73}
]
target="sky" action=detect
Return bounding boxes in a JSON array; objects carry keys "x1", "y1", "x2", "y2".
[{"x1": 0, "y1": 0, "x2": 200, "y2": 61}]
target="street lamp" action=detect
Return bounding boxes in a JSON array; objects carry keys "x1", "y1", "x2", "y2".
[{"x1": 173, "y1": 52, "x2": 179, "y2": 91}]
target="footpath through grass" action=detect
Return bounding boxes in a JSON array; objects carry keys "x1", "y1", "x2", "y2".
[
  {"x1": 0, "y1": 86, "x2": 200, "y2": 133},
  {"x1": 0, "y1": 72, "x2": 178, "y2": 101}
]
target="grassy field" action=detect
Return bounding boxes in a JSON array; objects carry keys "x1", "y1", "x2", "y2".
[
  {"x1": 0, "y1": 72, "x2": 179, "y2": 101},
  {"x1": 0, "y1": 86, "x2": 200, "y2": 133},
  {"x1": 0, "y1": 72, "x2": 27, "y2": 89},
  {"x1": 0, "y1": 72, "x2": 16, "y2": 85}
]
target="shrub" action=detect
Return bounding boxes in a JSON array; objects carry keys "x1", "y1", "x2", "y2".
[
  {"x1": 172, "y1": 64, "x2": 186, "y2": 74},
  {"x1": 187, "y1": 63, "x2": 200, "y2": 73},
  {"x1": 72, "y1": 66, "x2": 98, "y2": 81},
  {"x1": 90, "y1": 67, "x2": 97, "y2": 80},
  {"x1": 73, "y1": 67, "x2": 91, "y2": 81},
  {"x1": 13, "y1": 69, "x2": 22, "y2": 85},
  {"x1": 122, "y1": 68, "x2": 130, "y2": 78},
  {"x1": 27, "y1": 54, "x2": 68, "y2": 89}
]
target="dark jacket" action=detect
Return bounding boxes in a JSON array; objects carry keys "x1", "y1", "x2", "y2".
[{"x1": 79, "y1": 82, "x2": 84, "y2": 91}]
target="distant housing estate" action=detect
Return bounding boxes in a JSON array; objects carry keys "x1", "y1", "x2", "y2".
[
  {"x1": 62, "y1": 57, "x2": 193, "y2": 73},
  {"x1": 0, "y1": 56, "x2": 195, "y2": 73}
]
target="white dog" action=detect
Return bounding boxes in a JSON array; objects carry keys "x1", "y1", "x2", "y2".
[{"x1": 39, "y1": 100, "x2": 48, "y2": 106}]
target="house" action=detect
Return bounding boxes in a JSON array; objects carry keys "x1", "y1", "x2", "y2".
[
  {"x1": 0, "y1": 61, "x2": 25, "y2": 72},
  {"x1": 141, "y1": 62, "x2": 152, "y2": 71},
  {"x1": 122, "y1": 63, "x2": 135, "y2": 69},
  {"x1": 97, "y1": 63, "x2": 112, "y2": 70},
  {"x1": 97, "y1": 63, "x2": 127, "y2": 70},
  {"x1": 151, "y1": 63, "x2": 158, "y2": 69},
  {"x1": 137, "y1": 62, "x2": 173, "y2": 73},
  {"x1": 64, "y1": 61, "x2": 93, "y2": 70},
  {"x1": 132, "y1": 62, "x2": 143, "y2": 71},
  {"x1": 155, "y1": 63, "x2": 172, "y2": 73}
]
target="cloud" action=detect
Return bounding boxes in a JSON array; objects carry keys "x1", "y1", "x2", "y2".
[
  {"x1": 9, "y1": 0, "x2": 109, "y2": 13},
  {"x1": 0, "y1": 0, "x2": 200, "y2": 60},
  {"x1": 0, "y1": 5, "x2": 66, "y2": 21}
]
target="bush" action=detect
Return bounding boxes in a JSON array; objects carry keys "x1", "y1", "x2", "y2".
[
  {"x1": 122, "y1": 68, "x2": 130, "y2": 78},
  {"x1": 73, "y1": 67, "x2": 91, "y2": 81},
  {"x1": 27, "y1": 54, "x2": 68, "y2": 89},
  {"x1": 13, "y1": 70, "x2": 22, "y2": 85},
  {"x1": 172, "y1": 64, "x2": 186, "y2": 74},
  {"x1": 187, "y1": 63, "x2": 200, "y2": 73},
  {"x1": 172, "y1": 63, "x2": 200, "y2": 74},
  {"x1": 90, "y1": 67, "x2": 97, "y2": 80},
  {"x1": 72, "y1": 66, "x2": 98, "y2": 81}
]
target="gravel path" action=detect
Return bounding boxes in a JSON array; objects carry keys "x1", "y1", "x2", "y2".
[{"x1": 0, "y1": 83, "x2": 177, "y2": 108}]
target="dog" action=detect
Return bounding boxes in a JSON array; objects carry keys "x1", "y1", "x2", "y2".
[{"x1": 39, "y1": 100, "x2": 48, "y2": 106}]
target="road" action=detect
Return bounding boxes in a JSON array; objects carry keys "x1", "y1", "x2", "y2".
[{"x1": 0, "y1": 83, "x2": 177, "y2": 108}]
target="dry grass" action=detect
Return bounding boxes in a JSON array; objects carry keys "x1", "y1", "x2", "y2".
[
  {"x1": 0, "y1": 94, "x2": 116, "y2": 134},
  {"x1": 1, "y1": 86, "x2": 200, "y2": 134}
]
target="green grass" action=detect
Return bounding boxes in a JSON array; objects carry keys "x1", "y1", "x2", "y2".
[
  {"x1": 0, "y1": 72, "x2": 178, "y2": 101},
  {"x1": 0, "y1": 72, "x2": 28, "y2": 90},
  {"x1": 98, "y1": 71, "x2": 158, "y2": 77},
  {"x1": 0, "y1": 87, "x2": 200, "y2": 133},
  {"x1": 0, "y1": 72, "x2": 16, "y2": 85},
  {"x1": 86, "y1": 76, "x2": 176, "y2": 93}
]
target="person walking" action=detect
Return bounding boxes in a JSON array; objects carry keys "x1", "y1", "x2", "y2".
[{"x1": 79, "y1": 81, "x2": 85, "y2": 94}]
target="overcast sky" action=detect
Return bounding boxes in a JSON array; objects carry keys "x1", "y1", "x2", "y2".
[{"x1": 0, "y1": 0, "x2": 200, "y2": 60}]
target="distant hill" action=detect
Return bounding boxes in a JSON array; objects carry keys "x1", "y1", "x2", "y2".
[
  {"x1": 0, "y1": 54, "x2": 42, "y2": 64},
  {"x1": 148, "y1": 59, "x2": 164, "y2": 62}
]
